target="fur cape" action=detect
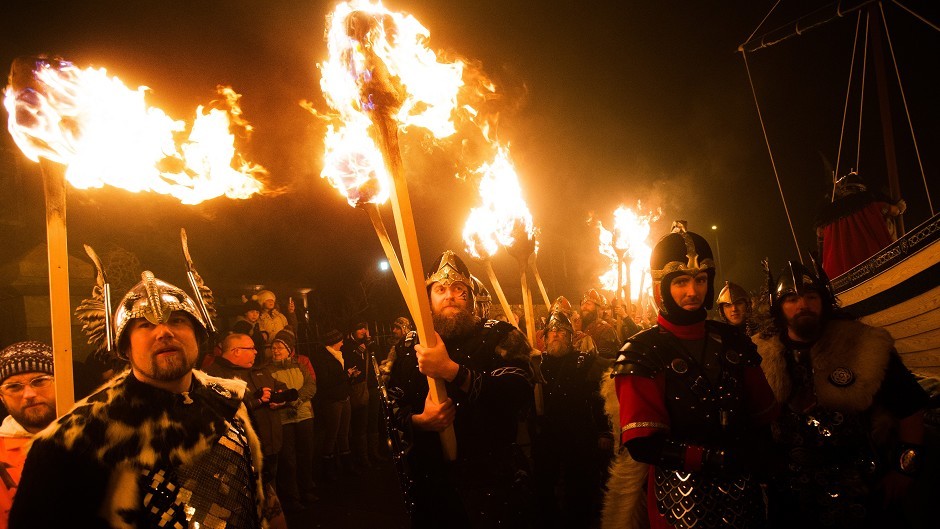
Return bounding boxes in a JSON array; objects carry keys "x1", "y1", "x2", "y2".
[
  {"x1": 753, "y1": 319, "x2": 893, "y2": 413},
  {"x1": 599, "y1": 368, "x2": 650, "y2": 529},
  {"x1": 22, "y1": 369, "x2": 266, "y2": 529}
]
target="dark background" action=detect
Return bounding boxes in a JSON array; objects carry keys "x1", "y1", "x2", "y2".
[{"x1": 1, "y1": 0, "x2": 937, "y2": 332}]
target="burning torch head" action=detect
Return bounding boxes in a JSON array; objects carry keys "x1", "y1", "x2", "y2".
[
  {"x1": 649, "y1": 222, "x2": 716, "y2": 320},
  {"x1": 113, "y1": 271, "x2": 207, "y2": 359},
  {"x1": 471, "y1": 275, "x2": 492, "y2": 319},
  {"x1": 425, "y1": 250, "x2": 475, "y2": 305}
]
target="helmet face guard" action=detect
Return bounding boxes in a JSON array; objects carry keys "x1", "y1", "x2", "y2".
[
  {"x1": 650, "y1": 225, "x2": 716, "y2": 316},
  {"x1": 113, "y1": 271, "x2": 206, "y2": 359}
]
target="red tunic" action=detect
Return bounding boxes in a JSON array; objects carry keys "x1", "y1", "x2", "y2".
[{"x1": 615, "y1": 316, "x2": 777, "y2": 528}]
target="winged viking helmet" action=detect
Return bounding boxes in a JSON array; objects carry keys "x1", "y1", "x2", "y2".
[{"x1": 75, "y1": 238, "x2": 216, "y2": 360}]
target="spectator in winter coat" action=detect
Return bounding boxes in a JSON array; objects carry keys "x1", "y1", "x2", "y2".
[
  {"x1": 270, "y1": 330, "x2": 317, "y2": 511},
  {"x1": 310, "y1": 329, "x2": 353, "y2": 480}
]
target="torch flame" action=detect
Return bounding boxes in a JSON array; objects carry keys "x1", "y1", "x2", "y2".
[
  {"x1": 318, "y1": 0, "x2": 466, "y2": 207},
  {"x1": 595, "y1": 203, "x2": 660, "y2": 301},
  {"x1": 4, "y1": 58, "x2": 266, "y2": 205},
  {"x1": 462, "y1": 147, "x2": 535, "y2": 260}
]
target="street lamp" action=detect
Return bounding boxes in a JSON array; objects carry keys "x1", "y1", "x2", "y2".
[
  {"x1": 378, "y1": 259, "x2": 390, "y2": 272},
  {"x1": 711, "y1": 225, "x2": 722, "y2": 280}
]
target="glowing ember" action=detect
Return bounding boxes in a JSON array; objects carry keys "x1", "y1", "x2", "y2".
[
  {"x1": 318, "y1": 0, "x2": 466, "y2": 207},
  {"x1": 462, "y1": 147, "x2": 535, "y2": 259},
  {"x1": 4, "y1": 58, "x2": 266, "y2": 205},
  {"x1": 595, "y1": 203, "x2": 660, "y2": 301}
]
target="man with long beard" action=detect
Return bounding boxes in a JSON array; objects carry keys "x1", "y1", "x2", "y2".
[
  {"x1": 753, "y1": 261, "x2": 928, "y2": 528},
  {"x1": 10, "y1": 272, "x2": 268, "y2": 528},
  {"x1": 0, "y1": 341, "x2": 56, "y2": 529},
  {"x1": 580, "y1": 289, "x2": 621, "y2": 358},
  {"x1": 610, "y1": 222, "x2": 778, "y2": 529},
  {"x1": 532, "y1": 310, "x2": 613, "y2": 528},
  {"x1": 387, "y1": 250, "x2": 534, "y2": 528}
]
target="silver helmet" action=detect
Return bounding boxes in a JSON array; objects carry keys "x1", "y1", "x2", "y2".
[{"x1": 113, "y1": 271, "x2": 206, "y2": 358}]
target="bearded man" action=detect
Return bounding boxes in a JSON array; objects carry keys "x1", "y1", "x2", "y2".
[
  {"x1": 0, "y1": 341, "x2": 56, "y2": 529},
  {"x1": 10, "y1": 272, "x2": 267, "y2": 529},
  {"x1": 387, "y1": 250, "x2": 534, "y2": 529},
  {"x1": 609, "y1": 222, "x2": 778, "y2": 529},
  {"x1": 580, "y1": 289, "x2": 621, "y2": 358},
  {"x1": 533, "y1": 310, "x2": 613, "y2": 528},
  {"x1": 754, "y1": 261, "x2": 928, "y2": 528}
]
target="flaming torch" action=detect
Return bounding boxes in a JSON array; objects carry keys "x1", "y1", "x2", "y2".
[
  {"x1": 463, "y1": 194, "x2": 517, "y2": 327},
  {"x1": 4, "y1": 57, "x2": 267, "y2": 415},
  {"x1": 595, "y1": 204, "x2": 658, "y2": 325},
  {"x1": 317, "y1": 0, "x2": 466, "y2": 459}
]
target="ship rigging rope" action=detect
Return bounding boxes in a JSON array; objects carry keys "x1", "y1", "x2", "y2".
[
  {"x1": 741, "y1": 51, "x2": 804, "y2": 265},
  {"x1": 832, "y1": 11, "x2": 866, "y2": 202},
  {"x1": 892, "y1": 0, "x2": 940, "y2": 32},
  {"x1": 882, "y1": 1, "x2": 934, "y2": 214},
  {"x1": 856, "y1": 14, "x2": 869, "y2": 179}
]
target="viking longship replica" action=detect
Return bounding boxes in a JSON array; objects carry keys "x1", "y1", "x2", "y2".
[{"x1": 740, "y1": 0, "x2": 939, "y2": 377}]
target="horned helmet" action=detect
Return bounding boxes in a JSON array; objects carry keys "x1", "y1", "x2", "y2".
[{"x1": 767, "y1": 259, "x2": 837, "y2": 319}]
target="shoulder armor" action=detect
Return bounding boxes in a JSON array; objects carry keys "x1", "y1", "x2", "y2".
[{"x1": 611, "y1": 327, "x2": 665, "y2": 378}]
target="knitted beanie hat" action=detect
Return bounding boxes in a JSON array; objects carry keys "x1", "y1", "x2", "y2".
[
  {"x1": 273, "y1": 329, "x2": 297, "y2": 353},
  {"x1": 0, "y1": 341, "x2": 54, "y2": 384},
  {"x1": 323, "y1": 329, "x2": 343, "y2": 347},
  {"x1": 255, "y1": 290, "x2": 276, "y2": 305}
]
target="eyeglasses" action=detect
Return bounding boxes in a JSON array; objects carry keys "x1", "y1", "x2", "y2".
[
  {"x1": 229, "y1": 347, "x2": 257, "y2": 354},
  {"x1": 0, "y1": 375, "x2": 55, "y2": 396}
]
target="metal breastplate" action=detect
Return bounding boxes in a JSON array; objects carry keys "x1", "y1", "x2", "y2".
[
  {"x1": 661, "y1": 336, "x2": 748, "y2": 442},
  {"x1": 138, "y1": 417, "x2": 260, "y2": 528},
  {"x1": 654, "y1": 468, "x2": 765, "y2": 529}
]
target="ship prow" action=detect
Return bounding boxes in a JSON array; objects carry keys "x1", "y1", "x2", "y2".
[{"x1": 833, "y1": 212, "x2": 940, "y2": 376}]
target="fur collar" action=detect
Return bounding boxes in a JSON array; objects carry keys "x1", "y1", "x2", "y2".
[
  {"x1": 33, "y1": 369, "x2": 266, "y2": 529},
  {"x1": 753, "y1": 320, "x2": 893, "y2": 412}
]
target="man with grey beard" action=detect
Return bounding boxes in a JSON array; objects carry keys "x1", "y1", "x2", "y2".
[
  {"x1": 386, "y1": 250, "x2": 534, "y2": 529},
  {"x1": 533, "y1": 310, "x2": 613, "y2": 529}
]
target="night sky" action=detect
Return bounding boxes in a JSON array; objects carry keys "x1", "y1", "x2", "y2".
[{"x1": 1, "y1": 0, "x2": 937, "y2": 327}]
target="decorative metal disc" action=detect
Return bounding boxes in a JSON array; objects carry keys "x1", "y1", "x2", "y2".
[
  {"x1": 828, "y1": 367, "x2": 855, "y2": 387},
  {"x1": 670, "y1": 358, "x2": 689, "y2": 374}
]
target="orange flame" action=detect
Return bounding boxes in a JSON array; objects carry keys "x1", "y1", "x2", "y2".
[
  {"x1": 318, "y1": 0, "x2": 466, "y2": 207},
  {"x1": 595, "y1": 203, "x2": 660, "y2": 301},
  {"x1": 462, "y1": 147, "x2": 535, "y2": 260},
  {"x1": 4, "y1": 58, "x2": 266, "y2": 205}
]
